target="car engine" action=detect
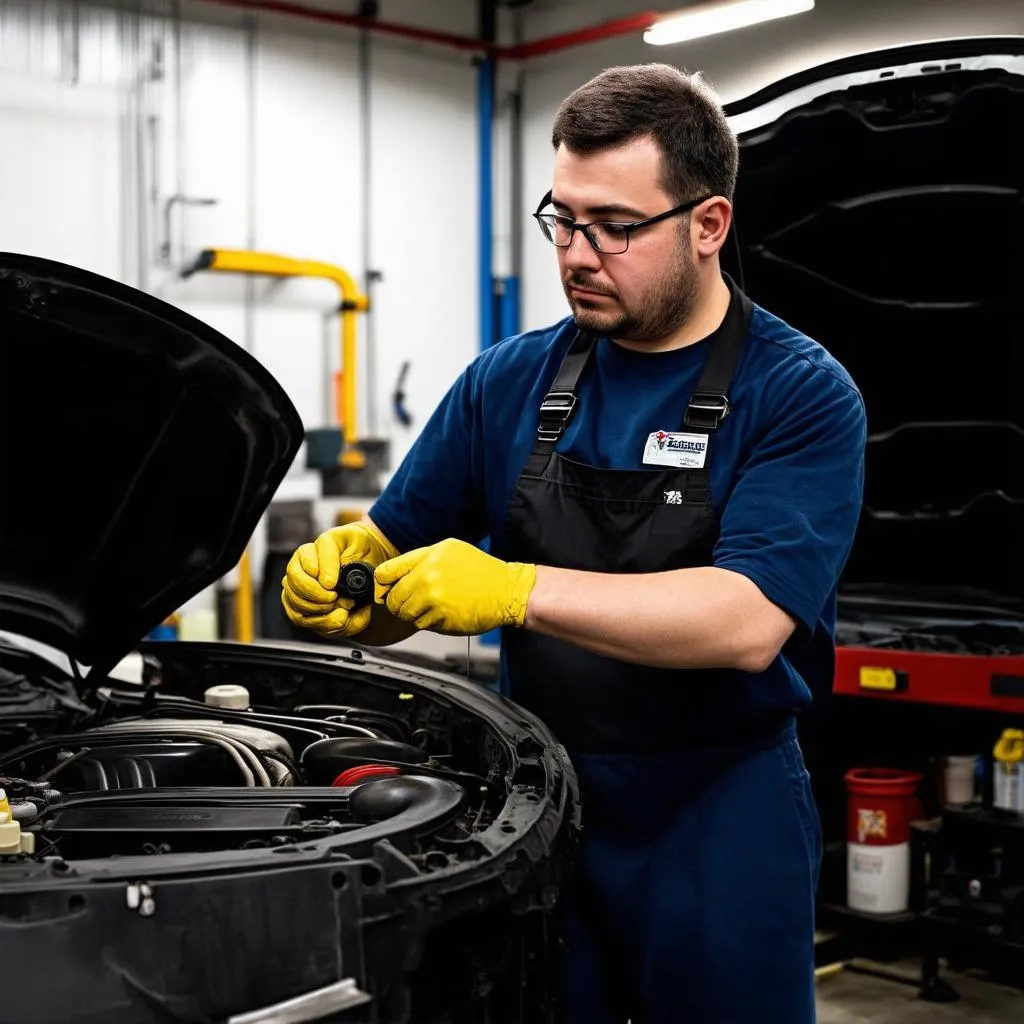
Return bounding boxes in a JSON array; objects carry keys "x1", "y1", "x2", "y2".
[
  {"x1": 0, "y1": 680, "x2": 493, "y2": 864},
  {"x1": 0, "y1": 639, "x2": 580, "y2": 1024}
]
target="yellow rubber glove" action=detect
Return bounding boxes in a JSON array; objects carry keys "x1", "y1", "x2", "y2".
[
  {"x1": 373, "y1": 538, "x2": 536, "y2": 636},
  {"x1": 281, "y1": 521, "x2": 401, "y2": 639}
]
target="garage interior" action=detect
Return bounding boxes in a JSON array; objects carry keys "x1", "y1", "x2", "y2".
[{"x1": 0, "y1": 1, "x2": 1022, "y2": 1022}]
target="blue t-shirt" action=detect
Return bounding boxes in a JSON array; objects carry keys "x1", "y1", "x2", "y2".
[{"x1": 370, "y1": 300, "x2": 867, "y2": 718}]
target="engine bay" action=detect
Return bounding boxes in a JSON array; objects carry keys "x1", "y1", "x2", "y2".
[
  {"x1": 0, "y1": 639, "x2": 578, "y2": 1024},
  {"x1": 0, "y1": 638, "x2": 570, "y2": 874}
]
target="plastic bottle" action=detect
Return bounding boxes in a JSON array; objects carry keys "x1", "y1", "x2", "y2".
[{"x1": 993, "y1": 729, "x2": 1024, "y2": 812}]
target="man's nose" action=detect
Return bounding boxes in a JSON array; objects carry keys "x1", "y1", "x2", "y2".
[{"x1": 564, "y1": 228, "x2": 602, "y2": 272}]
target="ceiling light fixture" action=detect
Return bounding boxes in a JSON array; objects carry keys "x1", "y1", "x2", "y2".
[{"x1": 644, "y1": 0, "x2": 815, "y2": 46}]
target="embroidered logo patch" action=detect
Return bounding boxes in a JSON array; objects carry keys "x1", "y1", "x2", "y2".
[
  {"x1": 663, "y1": 490, "x2": 683, "y2": 505},
  {"x1": 643, "y1": 430, "x2": 709, "y2": 469}
]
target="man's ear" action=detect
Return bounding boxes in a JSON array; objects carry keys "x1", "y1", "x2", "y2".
[{"x1": 693, "y1": 197, "x2": 733, "y2": 258}]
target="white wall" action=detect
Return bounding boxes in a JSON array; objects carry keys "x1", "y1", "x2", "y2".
[
  {"x1": 152, "y1": 1, "x2": 480, "y2": 464},
  {"x1": 517, "y1": 0, "x2": 1024, "y2": 332},
  {"x1": 0, "y1": 0, "x2": 480, "y2": 450},
  {"x1": 368, "y1": 42, "x2": 479, "y2": 467},
  {"x1": 0, "y1": 0, "x2": 481, "y2": 618},
  {"x1": 0, "y1": 70, "x2": 123, "y2": 278},
  {"x1": 4, "y1": 0, "x2": 1019, "y2": 639}
]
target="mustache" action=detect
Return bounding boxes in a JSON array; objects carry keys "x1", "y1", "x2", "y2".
[{"x1": 564, "y1": 274, "x2": 616, "y2": 297}]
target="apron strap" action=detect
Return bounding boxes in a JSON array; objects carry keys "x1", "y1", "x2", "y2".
[
  {"x1": 531, "y1": 329, "x2": 596, "y2": 457},
  {"x1": 529, "y1": 275, "x2": 754, "y2": 460},
  {"x1": 684, "y1": 279, "x2": 754, "y2": 431}
]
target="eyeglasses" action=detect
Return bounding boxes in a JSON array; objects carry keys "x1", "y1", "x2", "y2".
[{"x1": 532, "y1": 190, "x2": 714, "y2": 255}]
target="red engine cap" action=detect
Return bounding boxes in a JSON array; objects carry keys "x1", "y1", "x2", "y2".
[{"x1": 331, "y1": 764, "x2": 401, "y2": 787}]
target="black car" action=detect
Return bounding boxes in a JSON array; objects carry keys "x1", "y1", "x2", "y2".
[
  {"x1": 726, "y1": 34, "x2": 1023, "y2": 650},
  {"x1": 0, "y1": 252, "x2": 580, "y2": 1024}
]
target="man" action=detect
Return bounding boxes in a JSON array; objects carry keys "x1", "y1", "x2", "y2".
[{"x1": 283, "y1": 64, "x2": 866, "y2": 1024}]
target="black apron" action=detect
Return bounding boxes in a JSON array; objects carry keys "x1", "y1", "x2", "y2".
[
  {"x1": 500, "y1": 276, "x2": 786, "y2": 754},
  {"x1": 496, "y1": 278, "x2": 820, "y2": 1023}
]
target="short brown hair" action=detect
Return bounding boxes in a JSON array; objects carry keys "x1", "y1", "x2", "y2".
[{"x1": 551, "y1": 63, "x2": 738, "y2": 204}]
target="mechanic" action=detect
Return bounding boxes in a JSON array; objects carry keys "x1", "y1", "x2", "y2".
[{"x1": 283, "y1": 63, "x2": 866, "y2": 1024}]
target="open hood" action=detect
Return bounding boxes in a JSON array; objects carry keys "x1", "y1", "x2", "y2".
[
  {"x1": 0, "y1": 253, "x2": 304, "y2": 677},
  {"x1": 726, "y1": 37, "x2": 1024, "y2": 619}
]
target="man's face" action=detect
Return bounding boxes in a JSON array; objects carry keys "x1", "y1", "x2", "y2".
[{"x1": 550, "y1": 136, "x2": 699, "y2": 343}]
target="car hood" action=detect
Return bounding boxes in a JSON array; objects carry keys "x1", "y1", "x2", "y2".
[
  {"x1": 0, "y1": 253, "x2": 304, "y2": 678},
  {"x1": 725, "y1": 37, "x2": 1024, "y2": 619}
]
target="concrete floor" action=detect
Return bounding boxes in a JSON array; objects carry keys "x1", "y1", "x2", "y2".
[{"x1": 817, "y1": 961, "x2": 1024, "y2": 1022}]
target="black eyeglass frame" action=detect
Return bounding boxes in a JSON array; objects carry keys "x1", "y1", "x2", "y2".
[{"x1": 532, "y1": 189, "x2": 715, "y2": 254}]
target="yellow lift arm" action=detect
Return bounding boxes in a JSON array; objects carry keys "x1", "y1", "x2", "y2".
[{"x1": 184, "y1": 247, "x2": 371, "y2": 643}]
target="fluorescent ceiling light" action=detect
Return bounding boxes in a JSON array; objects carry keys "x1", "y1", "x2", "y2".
[{"x1": 644, "y1": 0, "x2": 815, "y2": 46}]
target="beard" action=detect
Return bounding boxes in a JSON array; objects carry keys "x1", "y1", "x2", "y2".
[{"x1": 564, "y1": 244, "x2": 700, "y2": 343}]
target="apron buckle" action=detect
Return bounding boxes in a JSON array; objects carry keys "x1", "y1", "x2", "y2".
[
  {"x1": 537, "y1": 391, "x2": 578, "y2": 442},
  {"x1": 684, "y1": 392, "x2": 730, "y2": 430}
]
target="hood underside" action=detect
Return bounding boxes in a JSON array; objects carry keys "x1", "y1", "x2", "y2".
[
  {"x1": 0, "y1": 254, "x2": 304, "y2": 676},
  {"x1": 727, "y1": 38, "x2": 1024, "y2": 618}
]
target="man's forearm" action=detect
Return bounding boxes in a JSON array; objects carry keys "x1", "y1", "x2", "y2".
[{"x1": 523, "y1": 564, "x2": 797, "y2": 672}]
